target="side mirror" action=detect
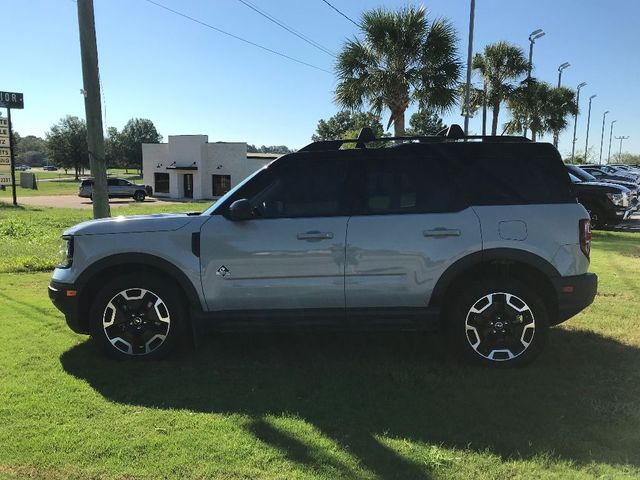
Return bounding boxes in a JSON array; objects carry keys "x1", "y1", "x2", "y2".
[{"x1": 227, "y1": 199, "x2": 253, "y2": 221}]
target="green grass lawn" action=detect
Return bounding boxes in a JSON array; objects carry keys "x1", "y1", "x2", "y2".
[{"x1": 0, "y1": 206, "x2": 639, "y2": 479}]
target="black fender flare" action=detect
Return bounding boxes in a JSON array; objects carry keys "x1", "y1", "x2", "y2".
[
  {"x1": 429, "y1": 248, "x2": 560, "y2": 308},
  {"x1": 76, "y1": 252, "x2": 203, "y2": 311}
]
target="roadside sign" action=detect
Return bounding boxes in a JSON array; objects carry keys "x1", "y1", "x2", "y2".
[
  {"x1": 0, "y1": 175, "x2": 12, "y2": 185},
  {"x1": 0, "y1": 127, "x2": 8, "y2": 137},
  {"x1": 0, "y1": 118, "x2": 7, "y2": 127},
  {"x1": 0, "y1": 148, "x2": 8, "y2": 156},
  {"x1": 0, "y1": 91, "x2": 24, "y2": 109},
  {"x1": 0, "y1": 137, "x2": 9, "y2": 147},
  {"x1": 0, "y1": 156, "x2": 9, "y2": 165}
]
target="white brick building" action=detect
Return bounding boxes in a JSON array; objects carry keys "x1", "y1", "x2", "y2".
[{"x1": 142, "y1": 135, "x2": 279, "y2": 200}]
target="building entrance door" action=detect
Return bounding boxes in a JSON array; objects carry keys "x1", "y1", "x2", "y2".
[{"x1": 183, "y1": 174, "x2": 193, "y2": 198}]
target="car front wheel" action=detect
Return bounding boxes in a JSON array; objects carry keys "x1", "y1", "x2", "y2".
[
  {"x1": 448, "y1": 278, "x2": 548, "y2": 367},
  {"x1": 89, "y1": 274, "x2": 183, "y2": 359},
  {"x1": 133, "y1": 191, "x2": 146, "y2": 202}
]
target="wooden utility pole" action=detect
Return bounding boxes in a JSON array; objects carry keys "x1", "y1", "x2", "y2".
[{"x1": 77, "y1": 0, "x2": 110, "y2": 218}]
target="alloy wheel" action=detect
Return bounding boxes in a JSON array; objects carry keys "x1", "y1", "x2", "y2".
[
  {"x1": 102, "y1": 287, "x2": 171, "y2": 356},
  {"x1": 464, "y1": 292, "x2": 535, "y2": 362}
]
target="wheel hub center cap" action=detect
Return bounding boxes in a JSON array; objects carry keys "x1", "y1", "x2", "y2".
[
  {"x1": 133, "y1": 316, "x2": 143, "y2": 326},
  {"x1": 494, "y1": 321, "x2": 504, "y2": 329}
]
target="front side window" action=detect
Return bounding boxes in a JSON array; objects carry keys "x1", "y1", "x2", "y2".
[{"x1": 237, "y1": 158, "x2": 349, "y2": 218}]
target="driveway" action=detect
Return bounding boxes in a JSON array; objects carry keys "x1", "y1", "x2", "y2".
[{"x1": 0, "y1": 195, "x2": 209, "y2": 210}]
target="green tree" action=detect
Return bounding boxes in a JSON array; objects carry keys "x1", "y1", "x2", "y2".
[
  {"x1": 312, "y1": 110, "x2": 384, "y2": 141},
  {"x1": 405, "y1": 109, "x2": 446, "y2": 136},
  {"x1": 45, "y1": 116, "x2": 88, "y2": 179},
  {"x1": 119, "y1": 118, "x2": 162, "y2": 173},
  {"x1": 546, "y1": 87, "x2": 578, "y2": 147},
  {"x1": 473, "y1": 41, "x2": 529, "y2": 135},
  {"x1": 507, "y1": 80, "x2": 577, "y2": 143},
  {"x1": 335, "y1": 6, "x2": 461, "y2": 136},
  {"x1": 105, "y1": 127, "x2": 126, "y2": 169},
  {"x1": 14, "y1": 134, "x2": 47, "y2": 166}
]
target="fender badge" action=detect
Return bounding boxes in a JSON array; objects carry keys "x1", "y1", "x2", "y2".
[{"x1": 216, "y1": 265, "x2": 230, "y2": 277}]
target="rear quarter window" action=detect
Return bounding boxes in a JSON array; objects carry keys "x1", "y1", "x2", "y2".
[{"x1": 449, "y1": 144, "x2": 576, "y2": 206}]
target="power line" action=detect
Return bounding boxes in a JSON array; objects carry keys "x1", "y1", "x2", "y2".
[
  {"x1": 319, "y1": 0, "x2": 359, "y2": 28},
  {"x1": 236, "y1": 0, "x2": 335, "y2": 57},
  {"x1": 143, "y1": 0, "x2": 332, "y2": 74}
]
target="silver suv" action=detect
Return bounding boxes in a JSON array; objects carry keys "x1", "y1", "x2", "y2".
[
  {"x1": 79, "y1": 178, "x2": 151, "y2": 202},
  {"x1": 49, "y1": 126, "x2": 597, "y2": 366}
]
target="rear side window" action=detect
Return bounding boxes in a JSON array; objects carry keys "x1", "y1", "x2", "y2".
[{"x1": 352, "y1": 155, "x2": 466, "y2": 215}]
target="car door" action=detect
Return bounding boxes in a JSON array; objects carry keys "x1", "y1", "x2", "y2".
[
  {"x1": 345, "y1": 151, "x2": 482, "y2": 323},
  {"x1": 199, "y1": 155, "x2": 350, "y2": 320}
]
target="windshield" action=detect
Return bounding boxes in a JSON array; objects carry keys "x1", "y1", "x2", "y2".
[
  {"x1": 201, "y1": 167, "x2": 266, "y2": 215},
  {"x1": 568, "y1": 173, "x2": 581, "y2": 183},
  {"x1": 567, "y1": 164, "x2": 597, "y2": 182}
]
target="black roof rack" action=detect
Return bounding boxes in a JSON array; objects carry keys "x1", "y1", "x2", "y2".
[{"x1": 299, "y1": 123, "x2": 531, "y2": 152}]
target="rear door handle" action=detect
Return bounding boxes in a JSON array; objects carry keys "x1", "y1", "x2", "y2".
[
  {"x1": 423, "y1": 228, "x2": 461, "y2": 238},
  {"x1": 296, "y1": 231, "x2": 334, "y2": 240}
]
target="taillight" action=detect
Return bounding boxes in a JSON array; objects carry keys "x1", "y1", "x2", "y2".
[{"x1": 579, "y1": 219, "x2": 591, "y2": 259}]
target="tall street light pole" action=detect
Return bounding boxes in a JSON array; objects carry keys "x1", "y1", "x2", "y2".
[
  {"x1": 598, "y1": 110, "x2": 609, "y2": 165},
  {"x1": 607, "y1": 120, "x2": 617, "y2": 163},
  {"x1": 462, "y1": 0, "x2": 475, "y2": 136},
  {"x1": 615, "y1": 135, "x2": 629, "y2": 158},
  {"x1": 557, "y1": 62, "x2": 570, "y2": 88},
  {"x1": 571, "y1": 82, "x2": 587, "y2": 161},
  {"x1": 584, "y1": 94, "x2": 596, "y2": 162},
  {"x1": 524, "y1": 29, "x2": 545, "y2": 138}
]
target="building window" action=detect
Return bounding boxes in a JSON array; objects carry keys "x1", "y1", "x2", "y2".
[
  {"x1": 212, "y1": 174, "x2": 231, "y2": 197},
  {"x1": 155, "y1": 173, "x2": 170, "y2": 193}
]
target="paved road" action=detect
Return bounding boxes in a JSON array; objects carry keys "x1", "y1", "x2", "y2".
[{"x1": 0, "y1": 195, "x2": 209, "y2": 210}]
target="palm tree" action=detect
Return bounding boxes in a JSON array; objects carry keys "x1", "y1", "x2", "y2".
[
  {"x1": 473, "y1": 42, "x2": 528, "y2": 135},
  {"x1": 547, "y1": 87, "x2": 578, "y2": 147},
  {"x1": 506, "y1": 80, "x2": 577, "y2": 143},
  {"x1": 334, "y1": 6, "x2": 461, "y2": 137}
]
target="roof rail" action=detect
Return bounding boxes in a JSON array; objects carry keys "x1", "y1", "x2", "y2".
[{"x1": 299, "y1": 124, "x2": 531, "y2": 152}]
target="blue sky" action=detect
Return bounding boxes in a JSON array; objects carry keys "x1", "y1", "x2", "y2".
[{"x1": 4, "y1": 0, "x2": 639, "y2": 158}]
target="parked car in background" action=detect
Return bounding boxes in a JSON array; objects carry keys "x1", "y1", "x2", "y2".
[
  {"x1": 42, "y1": 165, "x2": 59, "y2": 171},
  {"x1": 78, "y1": 178, "x2": 152, "y2": 202},
  {"x1": 581, "y1": 165, "x2": 639, "y2": 184},
  {"x1": 568, "y1": 173, "x2": 637, "y2": 228},
  {"x1": 15, "y1": 165, "x2": 31, "y2": 171},
  {"x1": 566, "y1": 164, "x2": 640, "y2": 194},
  {"x1": 50, "y1": 126, "x2": 598, "y2": 367}
]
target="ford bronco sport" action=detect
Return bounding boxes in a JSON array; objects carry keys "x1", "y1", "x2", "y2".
[{"x1": 49, "y1": 126, "x2": 597, "y2": 366}]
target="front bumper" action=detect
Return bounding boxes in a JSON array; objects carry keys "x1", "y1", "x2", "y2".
[
  {"x1": 551, "y1": 272, "x2": 598, "y2": 325},
  {"x1": 48, "y1": 281, "x2": 88, "y2": 334}
]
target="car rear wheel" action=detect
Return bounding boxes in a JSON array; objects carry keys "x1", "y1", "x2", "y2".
[
  {"x1": 447, "y1": 278, "x2": 548, "y2": 367},
  {"x1": 133, "y1": 191, "x2": 146, "y2": 202},
  {"x1": 89, "y1": 274, "x2": 183, "y2": 359}
]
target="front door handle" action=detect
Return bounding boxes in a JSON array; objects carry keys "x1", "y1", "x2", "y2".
[
  {"x1": 423, "y1": 228, "x2": 461, "y2": 238},
  {"x1": 296, "y1": 231, "x2": 334, "y2": 240}
]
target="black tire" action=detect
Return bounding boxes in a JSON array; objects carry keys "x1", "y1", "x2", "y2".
[
  {"x1": 133, "y1": 191, "x2": 146, "y2": 202},
  {"x1": 447, "y1": 278, "x2": 548, "y2": 367},
  {"x1": 89, "y1": 273, "x2": 184, "y2": 360},
  {"x1": 585, "y1": 205, "x2": 607, "y2": 230}
]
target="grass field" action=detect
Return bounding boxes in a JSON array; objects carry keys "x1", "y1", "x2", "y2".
[{"x1": 0, "y1": 205, "x2": 639, "y2": 479}]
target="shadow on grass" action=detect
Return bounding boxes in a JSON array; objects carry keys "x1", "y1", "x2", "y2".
[{"x1": 61, "y1": 328, "x2": 640, "y2": 478}]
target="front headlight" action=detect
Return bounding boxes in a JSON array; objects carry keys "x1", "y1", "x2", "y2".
[
  {"x1": 58, "y1": 235, "x2": 73, "y2": 268},
  {"x1": 607, "y1": 192, "x2": 629, "y2": 207}
]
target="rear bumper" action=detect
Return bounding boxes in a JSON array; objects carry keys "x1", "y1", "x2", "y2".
[
  {"x1": 551, "y1": 272, "x2": 598, "y2": 325},
  {"x1": 48, "y1": 281, "x2": 88, "y2": 334}
]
